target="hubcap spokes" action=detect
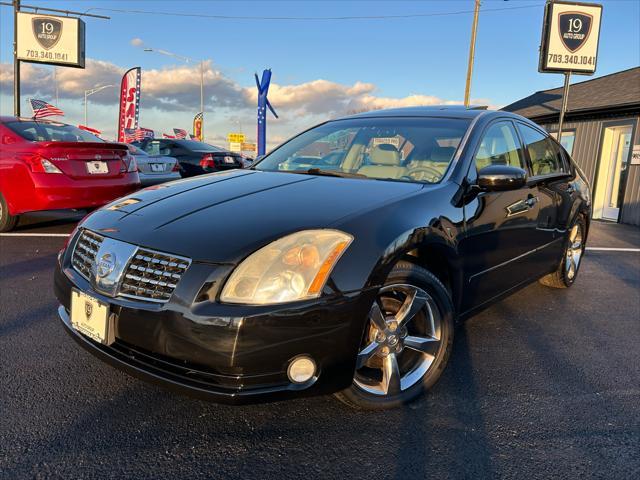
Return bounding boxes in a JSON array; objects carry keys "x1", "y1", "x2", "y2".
[
  {"x1": 566, "y1": 224, "x2": 584, "y2": 280},
  {"x1": 354, "y1": 284, "x2": 442, "y2": 396}
]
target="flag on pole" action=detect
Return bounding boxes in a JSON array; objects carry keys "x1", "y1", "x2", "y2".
[
  {"x1": 78, "y1": 125, "x2": 102, "y2": 137},
  {"x1": 29, "y1": 99, "x2": 64, "y2": 119},
  {"x1": 123, "y1": 128, "x2": 136, "y2": 143},
  {"x1": 173, "y1": 128, "x2": 187, "y2": 139},
  {"x1": 193, "y1": 112, "x2": 203, "y2": 141}
]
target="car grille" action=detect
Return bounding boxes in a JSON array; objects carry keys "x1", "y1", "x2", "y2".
[
  {"x1": 71, "y1": 229, "x2": 103, "y2": 280},
  {"x1": 120, "y1": 248, "x2": 190, "y2": 302},
  {"x1": 71, "y1": 229, "x2": 191, "y2": 303}
]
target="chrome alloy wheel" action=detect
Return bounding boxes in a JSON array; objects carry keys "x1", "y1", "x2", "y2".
[
  {"x1": 565, "y1": 223, "x2": 584, "y2": 280},
  {"x1": 354, "y1": 284, "x2": 442, "y2": 396}
]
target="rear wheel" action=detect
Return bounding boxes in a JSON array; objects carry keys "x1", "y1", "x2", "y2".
[
  {"x1": 335, "y1": 261, "x2": 454, "y2": 410},
  {"x1": 0, "y1": 193, "x2": 18, "y2": 232},
  {"x1": 539, "y1": 215, "x2": 586, "y2": 288}
]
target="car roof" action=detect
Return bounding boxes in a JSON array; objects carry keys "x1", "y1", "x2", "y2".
[
  {"x1": 335, "y1": 106, "x2": 526, "y2": 122},
  {"x1": 0, "y1": 115, "x2": 69, "y2": 125}
]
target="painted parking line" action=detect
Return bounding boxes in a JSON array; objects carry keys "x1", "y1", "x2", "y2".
[
  {"x1": 586, "y1": 247, "x2": 640, "y2": 252},
  {"x1": 0, "y1": 233, "x2": 71, "y2": 237}
]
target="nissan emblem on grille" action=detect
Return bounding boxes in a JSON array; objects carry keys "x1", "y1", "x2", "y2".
[
  {"x1": 71, "y1": 229, "x2": 191, "y2": 303},
  {"x1": 96, "y1": 252, "x2": 116, "y2": 278}
]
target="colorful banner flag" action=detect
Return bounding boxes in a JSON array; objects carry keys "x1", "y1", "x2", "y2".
[
  {"x1": 117, "y1": 67, "x2": 141, "y2": 143},
  {"x1": 193, "y1": 112, "x2": 203, "y2": 141},
  {"x1": 29, "y1": 99, "x2": 64, "y2": 119},
  {"x1": 173, "y1": 128, "x2": 187, "y2": 139},
  {"x1": 78, "y1": 125, "x2": 102, "y2": 137}
]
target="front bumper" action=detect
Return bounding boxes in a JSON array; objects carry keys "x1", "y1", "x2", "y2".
[{"x1": 54, "y1": 259, "x2": 375, "y2": 404}]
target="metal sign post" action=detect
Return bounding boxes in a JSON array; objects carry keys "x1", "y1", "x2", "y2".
[
  {"x1": 557, "y1": 72, "x2": 571, "y2": 140},
  {"x1": 13, "y1": 0, "x2": 20, "y2": 116}
]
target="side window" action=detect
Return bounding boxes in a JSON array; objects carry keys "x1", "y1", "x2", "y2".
[
  {"x1": 474, "y1": 121, "x2": 523, "y2": 172},
  {"x1": 519, "y1": 123, "x2": 566, "y2": 176}
]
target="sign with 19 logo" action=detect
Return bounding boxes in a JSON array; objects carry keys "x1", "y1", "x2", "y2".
[{"x1": 539, "y1": 1, "x2": 602, "y2": 75}]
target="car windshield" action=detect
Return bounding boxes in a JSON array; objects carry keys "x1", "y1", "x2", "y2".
[
  {"x1": 254, "y1": 117, "x2": 470, "y2": 183},
  {"x1": 5, "y1": 120, "x2": 104, "y2": 143}
]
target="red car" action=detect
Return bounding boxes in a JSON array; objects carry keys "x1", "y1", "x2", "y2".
[{"x1": 0, "y1": 117, "x2": 140, "y2": 231}]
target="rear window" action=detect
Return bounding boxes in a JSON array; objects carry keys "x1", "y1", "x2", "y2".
[
  {"x1": 5, "y1": 120, "x2": 103, "y2": 143},
  {"x1": 177, "y1": 140, "x2": 226, "y2": 152}
]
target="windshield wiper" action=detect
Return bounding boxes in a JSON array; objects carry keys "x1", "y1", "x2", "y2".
[{"x1": 302, "y1": 168, "x2": 367, "y2": 179}]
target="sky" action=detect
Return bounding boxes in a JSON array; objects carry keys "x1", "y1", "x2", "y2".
[{"x1": 0, "y1": 0, "x2": 638, "y2": 147}]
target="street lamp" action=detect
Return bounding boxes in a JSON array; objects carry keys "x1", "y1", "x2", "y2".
[
  {"x1": 83, "y1": 84, "x2": 114, "y2": 126},
  {"x1": 144, "y1": 47, "x2": 205, "y2": 139}
]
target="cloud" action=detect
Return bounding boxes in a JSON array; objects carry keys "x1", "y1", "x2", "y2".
[
  {"x1": 130, "y1": 38, "x2": 144, "y2": 47},
  {"x1": 0, "y1": 58, "x2": 494, "y2": 145}
]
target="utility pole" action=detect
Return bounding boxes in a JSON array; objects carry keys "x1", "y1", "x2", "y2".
[
  {"x1": 464, "y1": 0, "x2": 481, "y2": 107},
  {"x1": 13, "y1": 0, "x2": 20, "y2": 116}
]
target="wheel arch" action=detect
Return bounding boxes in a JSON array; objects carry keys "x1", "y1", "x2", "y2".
[{"x1": 362, "y1": 229, "x2": 463, "y2": 315}]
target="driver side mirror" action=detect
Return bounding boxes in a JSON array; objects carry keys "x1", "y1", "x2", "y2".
[{"x1": 477, "y1": 165, "x2": 527, "y2": 192}]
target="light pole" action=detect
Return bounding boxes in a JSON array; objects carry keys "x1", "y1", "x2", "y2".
[
  {"x1": 83, "y1": 84, "x2": 113, "y2": 126},
  {"x1": 144, "y1": 47, "x2": 205, "y2": 139}
]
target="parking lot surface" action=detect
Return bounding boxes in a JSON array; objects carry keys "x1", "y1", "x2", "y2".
[{"x1": 1, "y1": 214, "x2": 639, "y2": 479}]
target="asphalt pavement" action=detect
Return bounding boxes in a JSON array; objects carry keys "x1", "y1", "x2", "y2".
[{"x1": 1, "y1": 213, "x2": 639, "y2": 479}]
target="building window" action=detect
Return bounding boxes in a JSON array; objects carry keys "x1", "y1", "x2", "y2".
[{"x1": 549, "y1": 130, "x2": 576, "y2": 156}]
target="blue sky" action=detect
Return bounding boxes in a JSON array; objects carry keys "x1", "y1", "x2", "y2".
[{"x1": 1, "y1": 0, "x2": 638, "y2": 145}]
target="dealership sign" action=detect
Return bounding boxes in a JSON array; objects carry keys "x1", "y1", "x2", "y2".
[
  {"x1": 16, "y1": 12, "x2": 86, "y2": 68},
  {"x1": 539, "y1": 1, "x2": 602, "y2": 75}
]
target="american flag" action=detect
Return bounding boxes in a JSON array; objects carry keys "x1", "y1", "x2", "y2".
[
  {"x1": 189, "y1": 134, "x2": 197, "y2": 140},
  {"x1": 29, "y1": 99, "x2": 64, "y2": 119},
  {"x1": 173, "y1": 128, "x2": 187, "y2": 139},
  {"x1": 163, "y1": 133, "x2": 176, "y2": 139},
  {"x1": 123, "y1": 128, "x2": 136, "y2": 143}
]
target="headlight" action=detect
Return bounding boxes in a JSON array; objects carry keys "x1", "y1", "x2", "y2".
[{"x1": 220, "y1": 229, "x2": 353, "y2": 305}]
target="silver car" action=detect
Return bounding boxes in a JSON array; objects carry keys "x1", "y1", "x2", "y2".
[{"x1": 127, "y1": 144, "x2": 181, "y2": 186}]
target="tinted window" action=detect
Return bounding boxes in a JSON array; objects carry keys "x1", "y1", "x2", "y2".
[
  {"x1": 143, "y1": 141, "x2": 172, "y2": 156},
  {"x1": 176, "y1": 140, "x2": 225, "y2": 152},
  {"x1": 255, "y1": 117, "x2": 470, "y2": 184},
  {"x1": 127, "y1": 144, "x2": 148, "y2": 156},
  {"x1": 519, "y1": 124, "x2": 565, "y2": 176},
  {"x1": 5, "y1": 120, "x2": 103, "y2": 143},
  {"x1": 474, "y1": 121, "x2": 523, "y2": 171}
]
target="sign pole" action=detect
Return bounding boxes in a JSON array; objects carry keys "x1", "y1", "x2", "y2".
[
  {"x1": 13, "y1": 0, "x2": 20, "y2": 116},
  {"x1": 557, "y1": 71, "x2": 571, "y2": 141}
]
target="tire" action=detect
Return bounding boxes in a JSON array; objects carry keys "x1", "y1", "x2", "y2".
[
  {"x1": 0, "y1": 193, "x2": 18, "y2": 233},
  {"x1": 334, "y1": 261, "x2": 454, "y2": 410},
  {"x1": 539, "y1": 214, "x2": 587, "y2": 289}
]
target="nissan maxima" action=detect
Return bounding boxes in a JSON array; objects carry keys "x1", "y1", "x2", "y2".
[{"x1": 54, "y1": 107, "x2": 590, "y2": 409}]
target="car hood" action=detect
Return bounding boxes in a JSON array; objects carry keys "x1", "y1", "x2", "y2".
[{"x1": 82, "y1": 169, "x2": 422, "y2": 263}]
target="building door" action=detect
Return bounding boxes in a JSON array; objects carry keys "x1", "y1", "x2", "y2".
[{"x1": 594, "y1": 125, "x2": 633, "y2": 221}]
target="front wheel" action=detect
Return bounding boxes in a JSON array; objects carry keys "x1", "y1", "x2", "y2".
[
  {"x1": 0, "y1": 193, "x2": 19, "y2": 232},
  {"x1": 539, "y1": 215, "x2": 587, "y2": 289},
  {"x1": 335, "y1": 261, "x2": 454, "y2": 410}
]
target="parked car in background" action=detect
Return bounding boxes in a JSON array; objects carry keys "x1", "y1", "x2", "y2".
[
  {"x1": 125, "y1": 144, "x2": 181, "y2": 186},
  {"x1": 54, "y1": 107, "x2": 591, "y2": 409},
  {"x1": 133, "y1": 139, "x2": 244, "y2": 177},
  {"x1": 0, "y1": 117, "x2": 139, "y2": 232}
]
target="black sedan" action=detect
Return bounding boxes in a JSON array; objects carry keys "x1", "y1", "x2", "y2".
[
  {"x1": 134, "y1": 138, "x2": 244, "y2": 177},
  {"x1": 54, "y1": 107, "x2": 590, "y2": 409}
]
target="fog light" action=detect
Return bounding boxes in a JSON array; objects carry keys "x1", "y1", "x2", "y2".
[{"x1": 287, "y1": 355, "x2": 316, "y2": 384}]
